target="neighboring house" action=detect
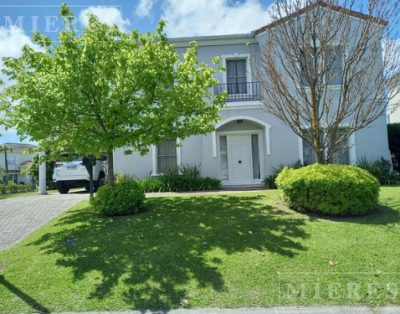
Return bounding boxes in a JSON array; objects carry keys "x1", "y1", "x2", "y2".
[
  {"x1": 388, "y1": 73, "x2": 400, "y2": 124},
  {"x1": 114, "y1": 4, "x2": 391, "y2": 186},
  {"x1": 0, "y1": 143, "x2": 36, "y2": 184}
]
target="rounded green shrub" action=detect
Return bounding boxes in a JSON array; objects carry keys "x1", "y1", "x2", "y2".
[
  {"x1": 91, "y1": 180, "x2": 145, "y2": 216},
  {"x1": 276, "y1": 164, "x2": 380, "y2": 215}
]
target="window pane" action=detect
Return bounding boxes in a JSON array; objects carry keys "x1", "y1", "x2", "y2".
[
  {"x1": 300, "y1": 50, "x2": 312, "y2": 87},
  {"x1": 326, "y1": 47, "x2": 343, "y2": 85},
  {"x1": 219, "y1": 136, "x2": 228, "y2": 180},
  {"x1": 332, "y1": 130, "x2": 350, "y2": 164},
  {"x1": 226, "y1": 60, "x2": 237, "y2": 79},
  {"x1": 251, "y1": 134, "x2": 260, "y2": 179},
  {"x1": 302, "y1": 139, "x2": 316, "y2": 165},
  {"x1": 226, "y1": 59, "x2": 248, "y2": 92},
  {"x1": 157, "y1": 140, "x2": 177, "y2": 173}
]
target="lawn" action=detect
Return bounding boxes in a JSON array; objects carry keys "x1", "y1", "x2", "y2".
[{"x1": 0, "y1": 187, "x2": 399, "y2": 312}]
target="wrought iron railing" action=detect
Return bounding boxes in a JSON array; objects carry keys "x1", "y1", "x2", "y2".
[{"x1": 214, "y1": 82, "x2": 261, "y2": 102}]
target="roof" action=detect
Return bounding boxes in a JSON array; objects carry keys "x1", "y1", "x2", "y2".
[
  {"x1": 169, "y1": 33, "x2": 256, "y2": 48},
  {"x1": 1, "y1": 143, "x2": 36, "y2": 154},
  {"x1": 254, "y1": 0, "x2": 387, "y2": 35}
]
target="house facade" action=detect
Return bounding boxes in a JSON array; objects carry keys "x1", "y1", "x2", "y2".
[
  {"x1": 114, "y1": 5, "x2": 391, "y2": 186},
  {"x1": 388, "y1": 73, "x2": 400, "y2": 124},
  {"x1": 0, "y1": 143, "x2": 35, "y2": 184}
]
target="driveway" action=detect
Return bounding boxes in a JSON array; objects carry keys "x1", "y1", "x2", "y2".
[{"x1": 0, "y1": 193, "x2": 88, "y2": 251}]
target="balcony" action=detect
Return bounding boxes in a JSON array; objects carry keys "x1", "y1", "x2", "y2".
[{"x1": 214, "y1": 82, "x2": 261, "y2": 102}]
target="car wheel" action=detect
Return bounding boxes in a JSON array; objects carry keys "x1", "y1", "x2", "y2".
[{"x1": 57, "y1": 182, "x2": 69, "y2": 194}]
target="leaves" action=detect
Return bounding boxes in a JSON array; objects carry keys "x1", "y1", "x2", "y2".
[{"x1": 1, "y1": 4, "x2": 225, "y2": 166}]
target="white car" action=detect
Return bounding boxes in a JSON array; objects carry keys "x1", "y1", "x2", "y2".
[{"x1": 52, "y1": 158, "x2": 107, "y2": 194}]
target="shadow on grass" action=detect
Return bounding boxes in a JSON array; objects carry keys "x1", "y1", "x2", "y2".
[
  {"x1": 0, "y1": 275, "x2": 50, "y2": 313},
  {"x1": 28, "y1": 194, "x2": 308, "y2": 308}
]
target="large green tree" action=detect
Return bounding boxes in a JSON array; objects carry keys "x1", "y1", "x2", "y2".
[{"x1": 1, "y1": 5, "x2": 225, "y2": 183}]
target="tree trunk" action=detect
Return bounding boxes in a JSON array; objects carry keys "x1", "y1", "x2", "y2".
[
  {"x1": 107, "y1": 151, "x2": 115, "y2": 185},
  {"x1": 310, "y1": 82, "x2": 323, "y2": 164}
]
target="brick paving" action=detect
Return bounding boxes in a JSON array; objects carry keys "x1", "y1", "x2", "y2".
[{"x1": 0, "y1": 193, "x2": 88, "y2": 251}]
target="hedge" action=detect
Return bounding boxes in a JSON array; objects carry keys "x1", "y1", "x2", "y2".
[{"x1": 276, "y1": 164, "x2": 380, "y2": 216}]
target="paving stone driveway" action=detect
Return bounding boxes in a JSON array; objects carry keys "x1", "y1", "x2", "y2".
[{"x1": 0, "y1": 193, "x2": 88, "y2": 251}]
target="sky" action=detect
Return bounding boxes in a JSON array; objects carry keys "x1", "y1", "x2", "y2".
[
  {"x1": 0, "y1": 0, "x2": 398, "y2": 143},
  {"x1": 0, "y1": 0, "x2": 278, "y2": 143}
]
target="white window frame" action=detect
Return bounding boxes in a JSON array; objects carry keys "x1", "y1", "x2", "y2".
[
  {"x1": 221, "y1": 53, "x2": 252, "y2": 97},
  {"x1": 297, "y1": 132, "x2": 356, "y2": 165},
  {"x1": 297, "y1": 44, "x2": 346, "y2": 91},
  {"x1": 151, "y1": 139, "x2": 181, "y2": 175}
]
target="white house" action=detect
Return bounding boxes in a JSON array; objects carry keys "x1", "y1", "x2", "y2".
[{"x1": 113, "y1": 3, "x2": 391, "y2": 186}]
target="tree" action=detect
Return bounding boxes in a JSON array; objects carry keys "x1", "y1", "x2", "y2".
[
  {"x1": 1, "y1": 5, "x2": 225, "y2": 183},
  {"x1": 20, "y1": 153, "x2": 56, "y2": 188},
  {"x1": 254, "y1": 0, "x2": 400, "y2": 163}
]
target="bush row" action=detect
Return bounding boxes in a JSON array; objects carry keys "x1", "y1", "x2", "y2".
[
  {"x1": 120, "y1": 165, "x2": 221, "y2": 192},
  {"x1": 357, "y1": 157, "x2": 400, "y2": 186}
]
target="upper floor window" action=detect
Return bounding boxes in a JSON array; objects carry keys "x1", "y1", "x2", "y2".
[
  {"x1": 326, "y1": 47, "x2": 344, "y2": 86},
  {"x1": 7, "y1": 156, "x2": 16, "y2": 166},
  {"x1": 299, "y1": 46, "x2": 344, "y2": 87},
  {"x1": 299, "y1": 50, "x2": 313, "y2": 87},
  {"x1": 157, "y1": 140, "x2": 177, "y2": 174},
  {"x1": 226, "y1": 59, "x2": 247, "y2": 94}
]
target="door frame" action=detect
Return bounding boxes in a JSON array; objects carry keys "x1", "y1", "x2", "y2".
[{"x1": 217, "y1": 130, "x2": 264, "y2": 186}]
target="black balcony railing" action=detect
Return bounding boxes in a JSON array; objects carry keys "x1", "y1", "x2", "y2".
[{"x1": 214, "y1": 82, "x2": 261, "y2": 102}]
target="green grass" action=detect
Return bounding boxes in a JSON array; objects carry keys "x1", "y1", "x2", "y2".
[{"x1": 0, "y1": 187, "x2": 399, "y2": 312}]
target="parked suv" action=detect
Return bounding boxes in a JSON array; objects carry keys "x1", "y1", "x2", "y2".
[{"x1": 52, "y1": 158, "x2": 106, "y2": 194}]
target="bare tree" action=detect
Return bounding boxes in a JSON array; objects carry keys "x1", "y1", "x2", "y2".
[{"x1": 254, "y1": 0, "x2": 400, "y2": 163}]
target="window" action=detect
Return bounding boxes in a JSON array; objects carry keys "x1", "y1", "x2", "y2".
[
  {"x1": 331, "y1": 129, "x2": 350, "y2": 164},
  {"x1": 226, "y1": 59, "x2": 247, "y2": 94},
  {"x1": 6, "y1": 156, "x2": 16, "y2": 166},
  {"x1": 219, "y1": 136, "x2": 228, "y2": 180},
  {"x1": 251, "y1": 134, "x2": 261, "y2": 179},
  {"x1": 299, "y1": 49, "x2": 314, "y2": 87},
  {"x1": 326, "y1": 47, "x2": 344, "y2": 85},
  {"x1": 157, "y1": 140, "x2": 177, "y2": 174},
  {"x1": 302, "y1": 138, "x2": 316, "y2": 165}
]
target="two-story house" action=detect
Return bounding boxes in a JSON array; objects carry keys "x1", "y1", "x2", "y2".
[
  {"x1": 113, "y1": 3, "x2": 391, "y2": 186},
  {"x1": 0, "y1": 143, "x2": 36, "y2": 184}
]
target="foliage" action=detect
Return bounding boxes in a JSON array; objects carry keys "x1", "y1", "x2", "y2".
[
  {"x1": 0, "y1": 4, "x2": 226, "y2": 184},
  {"x1": 357, "y1": 156, "x2": 399, "y2": 185},
  {"x1": 263, "y1": 160, "x2": 303, "y2": 189},
  {"x1": 0, "y1": 166, "x2": 6, "y2": 181},
  {"x1": 388, "y1": 123, "x2": 400, "y2": 172},
  {"x1": 20, "y1": 153, "x2": 56, "y2": 189},
  {"x1": 138, "y1": 165, "x2": 221, "y2": 192},
  {"x1": 276, "y1": 164, "x2": 380, "y2": 215},
  {"x1": 91, "y1": 179, "x2": 145, "y2": 216}
]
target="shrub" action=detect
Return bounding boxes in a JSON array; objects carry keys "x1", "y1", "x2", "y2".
[
  {"x1": 137, "y1": 164, "x2": 221, "y2": 192},
  {"x1": 276, "y1": 164, "x2": 379, "y2": 216},
  {"x1": 263, "y1": 160, "x2": 303, "y2": 189},
  {"x1": 388, "y1": 123, "x2": 400, "y2": 172},
  {"x1": 91, "y1": 180, "x2": 145, "y2": 216},
  {"x1": 357, "y1": 157, "x2": 399, "y2": 185}
]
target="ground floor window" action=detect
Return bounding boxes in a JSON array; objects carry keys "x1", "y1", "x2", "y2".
[
  {"x1": 157, "y1": 140, "x2": 177, "y2": 174},
  {"x1": 302, "y1": 128, "x2": 350, "y2": 164}
]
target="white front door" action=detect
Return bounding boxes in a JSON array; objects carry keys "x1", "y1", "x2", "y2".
[{"x1": 227, "y1": 134, "x2": 252, "y2": 185}]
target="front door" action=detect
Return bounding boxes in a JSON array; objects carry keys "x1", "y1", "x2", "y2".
[{"x1": 227, "y1": 134, "x2": 252, "y2": 184}]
